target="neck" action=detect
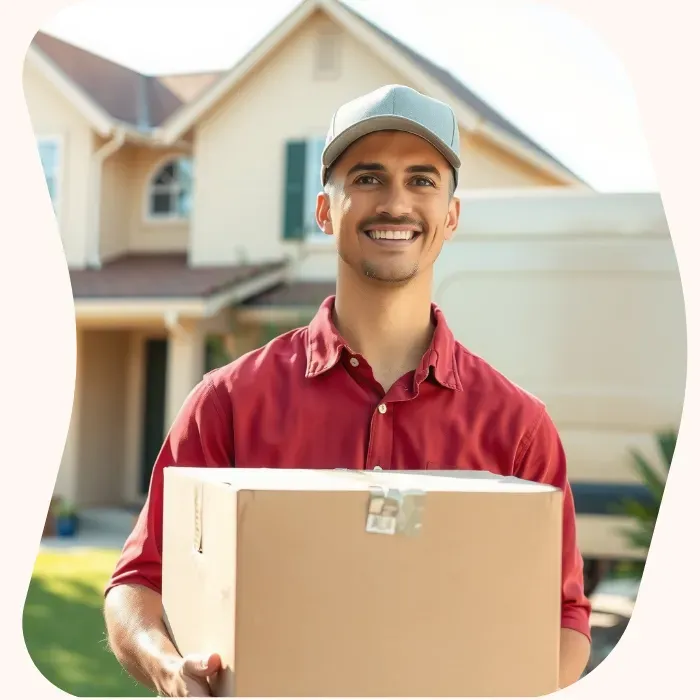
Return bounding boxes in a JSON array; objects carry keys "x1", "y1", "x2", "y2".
[{"x1": 333, "y1": 263, "x2": 435, "y2": 382}]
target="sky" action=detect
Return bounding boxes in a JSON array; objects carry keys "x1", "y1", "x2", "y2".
[{"x1": 40, "y1": 0, "x2": 658, "y2": 192}]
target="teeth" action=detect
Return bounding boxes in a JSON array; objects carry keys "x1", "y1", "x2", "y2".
[{"x1": 367, "y1": 230, "x2": 415, "y2": 240}]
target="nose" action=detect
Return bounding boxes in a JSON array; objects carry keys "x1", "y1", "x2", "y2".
[{"x1": 374, "y1": 179, "x2": 414, "y2": 219}]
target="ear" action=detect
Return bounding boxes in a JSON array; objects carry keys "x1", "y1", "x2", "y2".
[
  {"x1": 315, "y1": 191, "x2": 334, "y2": 237},
  {"x1": 443, "y1": 196, "x2": 460, "y2": 241}
]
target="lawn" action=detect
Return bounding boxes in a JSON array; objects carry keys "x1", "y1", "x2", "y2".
[{"x1": 23, "y1": 548, "x2": 155, "y2": 697}]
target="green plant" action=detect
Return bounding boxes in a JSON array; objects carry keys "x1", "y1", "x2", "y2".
[
  {"x1": 619, "y1": 429, "x2": 676, "y2": 553},
  {"x1": 56, "y1": 500, "x2": 77, "y2": 519}
]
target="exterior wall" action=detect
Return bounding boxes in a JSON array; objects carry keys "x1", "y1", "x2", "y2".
[
  {"x1": 53, "y1": 328, "x2": 84, "y2": 503},
  {"x1": 189, "y1": 10, "x2": 560, "y2": 266},
  {"x1": 99, "y1": 144, "x2": 192, "y2": 262},
  {"x1": 76, "y1": 330, "x2": 130, "y2": 506},
  {"x1": 99, "y1": 143, "x2": 133, "y2": 261},
  {"x1": 70, "y1": 311, "x2": 234, "y2": 507},
  {"x1": 127, "y1": 148, "x2": 191, "y2": 255},
  {"x1": 459, "y1": 133, "x2": 562, "y2": 188},
  {"x1": 22, "y1": 59, "x2": 94, "y2": 268}
]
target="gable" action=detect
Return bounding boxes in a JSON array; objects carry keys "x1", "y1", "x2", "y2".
[
  {"x1": 198, "y1": 10, "x2": 413, "y2": 138},
  {"x1": 194, "y1": 9, "x2": 562, "y2": 192},
  {"x1": 159, "y1": 0, "x2": 584, "y2": 187},
  {"x1": 189, "y1": 9, "x2": 421, "y2": 265}
]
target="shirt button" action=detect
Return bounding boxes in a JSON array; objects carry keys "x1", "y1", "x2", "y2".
[
  {"x1": 349, "y1": 357, "x2": 359, "y2": 367},
  {"x1": 378, "y1": 403, "x2": 387, "y2": 414}
]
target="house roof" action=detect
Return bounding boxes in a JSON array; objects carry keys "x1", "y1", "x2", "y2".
[
  {"x1": 31, "y1": 0, "x2": 584, "y2": 184},
  {"x1": 241, "y1": 280, "x2": 336, "y2": 308},
  {"x1": 340, "y1": 4, "x2": 582, "y2": 183},
  {"x1": 31, "y1": 31, "x2": 223, "y2": 129},
  {"x1": 70, "y1": 253, "x2": 286, "y2": 299}
]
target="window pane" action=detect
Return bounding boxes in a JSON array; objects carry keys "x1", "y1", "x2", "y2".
[
  {"x1": 154, "y1": 163, "x2": 175, "y2": 185},
  {"x1": 150, "y1": 157, "x2": 193, "y2": 217},
  {"x1": 177, "y1": 158, "x2": 193, "y2": 185},
  {"x1": 38, "y1": 141, "x2": 57, "y2": 173},
  {"x1": 177, "y1": 188, "x2": 192, "y2": 217},
  {"x1": 303, "y1": 138, "x2": 325, "y2": 232},
  {"x1": 45, "y1": 176, "x2": 56, "y2": 204},
  {"x1": 151, "y1": 192, "x2": 172, "y2": 214}
]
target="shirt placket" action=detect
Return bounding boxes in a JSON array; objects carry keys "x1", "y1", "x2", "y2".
[{"x1": 365, "y1": 398, "x2": 393, "y2": 470}]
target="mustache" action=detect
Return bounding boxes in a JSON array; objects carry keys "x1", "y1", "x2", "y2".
[{"x1": 359, "y1": 215, "x2": 425, "y2": 232}]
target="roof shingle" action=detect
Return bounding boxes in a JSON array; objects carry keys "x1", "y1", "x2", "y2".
[
  {"x1": 31, "y1": 0, "x2": 582, "y2": 182},
  {"x1": 70, "y1": 253, "x2": 286, "y2": 299},
  {"x1": 32, "y1": 31, "x2": 223, "y2": 128}
]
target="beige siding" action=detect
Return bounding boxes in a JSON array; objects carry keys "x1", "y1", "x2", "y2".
[
  {"x1": 459, "y1": 133, "x2": 561, "y2": 188},
  {"x1": 76, "y1": 330, "x2": 129, "y2": 506},
  {"x1": 53, "y1": 329, "x2": 84, "y2": 502},
  {"x1": 99, "y1": 144, "x2": 191, "y2": 261},
  {"x1": 22, "y1": 59, "x2": 94, "y2": 267},
  {"x1": 190, "y1": 11, "x2": 557, "y2": 266},
  {"x1": 99, "y1": 143, "x2": 133, "y2": 261}
]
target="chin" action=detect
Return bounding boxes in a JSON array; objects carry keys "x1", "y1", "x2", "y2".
[{"x1": 361, "y1": 263, "x2": 420, "y2": 284}]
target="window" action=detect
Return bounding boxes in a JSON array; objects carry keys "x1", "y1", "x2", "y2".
[
  {"x1": 37, "y1": 137, "x2": 61, "y2": 212},
  {"x1": 282, "y1": 137, "x2": 327, "y2": 241},
  {"x1": 147, "y1": 157, "x2": 193, "y2": 219}
]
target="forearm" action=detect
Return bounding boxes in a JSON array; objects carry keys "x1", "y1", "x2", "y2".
[
  {"x1": 104, "y1": 584, "x2": 181, "y2": 693},
  {"x1": 559, "y1": 627, "x2": 591, "y2": 688}
]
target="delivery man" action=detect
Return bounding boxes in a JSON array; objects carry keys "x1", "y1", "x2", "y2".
[{"x1": 104, "y1": 84, "x2": 591, "y2": 696}]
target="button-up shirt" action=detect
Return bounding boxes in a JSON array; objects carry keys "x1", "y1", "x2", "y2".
[{"x1": 106, "y1": 296, "x2": 591, "y2": 641}]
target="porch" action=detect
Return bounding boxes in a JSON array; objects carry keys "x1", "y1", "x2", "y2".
[{"x1": 57, "y1": 252, "x2": 332, "y2": 508}]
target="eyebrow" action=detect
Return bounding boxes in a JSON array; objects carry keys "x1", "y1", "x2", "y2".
[{"x1": 346, "y1": 162, "x2": 443, "y2": 179}]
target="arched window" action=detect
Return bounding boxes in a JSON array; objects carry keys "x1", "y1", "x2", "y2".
[{"x1": 148, "y1": 157, "x2": 193, "y2": 219}]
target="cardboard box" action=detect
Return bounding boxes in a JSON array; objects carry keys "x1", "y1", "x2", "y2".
[{"x1": 162, "y1": 467, "x2": 563, "y2": 697}]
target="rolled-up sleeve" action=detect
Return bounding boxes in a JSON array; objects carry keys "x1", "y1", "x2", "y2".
[
  {"x1": 516, "y1": 405, "x2": 592, "y2": 642},
  {"x1": 104, "y1": 376, "x2": 234, "y2": 597}
]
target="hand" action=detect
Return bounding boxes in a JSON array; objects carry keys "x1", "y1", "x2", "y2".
[{"x1": 157, "y1": 652, "x2": 222, "y2": 697}]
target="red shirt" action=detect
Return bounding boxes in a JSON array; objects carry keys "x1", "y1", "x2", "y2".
[{"x1": 106, "y1": 296, "x2": 591, "y2": 641}]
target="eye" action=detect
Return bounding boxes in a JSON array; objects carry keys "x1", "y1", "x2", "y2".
[
  {"x1": 411, "y1": 176, "x2": 436, "y2": 187},
  {"x1": 355, "y1": 174, "x2": 381, "y2": 185}
]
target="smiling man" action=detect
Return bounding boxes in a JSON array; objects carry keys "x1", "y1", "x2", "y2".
[{"x1": 104, "y1": 85, "x2": 591, "y2": 696}]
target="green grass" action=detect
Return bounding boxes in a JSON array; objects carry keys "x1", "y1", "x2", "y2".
[{"x1": 23, "y1": 548, "x2": 155, "y2": 697}]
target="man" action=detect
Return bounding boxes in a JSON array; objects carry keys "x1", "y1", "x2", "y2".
[{"x1": 104, "y1": 84, "x2": 591, "y2": 696}]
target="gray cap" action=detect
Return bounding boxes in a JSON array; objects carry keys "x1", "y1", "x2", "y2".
[{"x1": 321, "y1": 84, "x2": 461, "y2": 186}]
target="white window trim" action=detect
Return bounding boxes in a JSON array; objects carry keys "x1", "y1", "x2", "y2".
[
  {"x1": 36, "y1": 134, "x2": 64, "y2": 222},
  {"x1": 143, "y1": 154, "x2": 194, "y2": 225}
]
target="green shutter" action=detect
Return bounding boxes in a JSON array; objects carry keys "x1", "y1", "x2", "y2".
[{"x1": 283, "y1": 140, "x2": 307, "y2": 240}]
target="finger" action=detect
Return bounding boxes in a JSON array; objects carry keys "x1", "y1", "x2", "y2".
[{"x1": 181, "y1": 652, "x2": 222, "y2": 678}]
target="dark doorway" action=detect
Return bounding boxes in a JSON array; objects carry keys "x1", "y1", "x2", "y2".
[{"x1": 140, "y1": 338, "x2": 168, "y2": 495}]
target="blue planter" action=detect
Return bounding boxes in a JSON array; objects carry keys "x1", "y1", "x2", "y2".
[{"x1": 56, "y1": 515, "x2": 78, "y2": 538}]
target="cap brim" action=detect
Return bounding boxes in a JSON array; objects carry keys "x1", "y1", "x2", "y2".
[{"x1": 322, "y1": 114, "x2": 461, "y2": 182}]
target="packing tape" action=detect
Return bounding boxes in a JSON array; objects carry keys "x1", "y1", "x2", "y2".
[{"x1": 333, "y1": 468, "x2": 426, "y2": 536}]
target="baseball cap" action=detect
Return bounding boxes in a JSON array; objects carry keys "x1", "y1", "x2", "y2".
[{"x1": 321, "y1": 84, "x2": 461, "y2": 186}]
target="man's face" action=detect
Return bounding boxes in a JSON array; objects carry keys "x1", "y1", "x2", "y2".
[{"x1": 316, "y1": 130, "x2": 460, "y2": 284}]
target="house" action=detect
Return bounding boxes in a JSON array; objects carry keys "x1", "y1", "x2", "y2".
[{"x1": 24, "y1": 0, "x2": 685, "y2": 567}]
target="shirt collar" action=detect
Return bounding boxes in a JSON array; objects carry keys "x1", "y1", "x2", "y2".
[{"x1": 305, "y1": 295, "x2": 463, "y2": 391}]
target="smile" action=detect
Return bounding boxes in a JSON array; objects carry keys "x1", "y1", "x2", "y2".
[{"x1": 363, "y1": 229, "x2": 421, "y2": 245}]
